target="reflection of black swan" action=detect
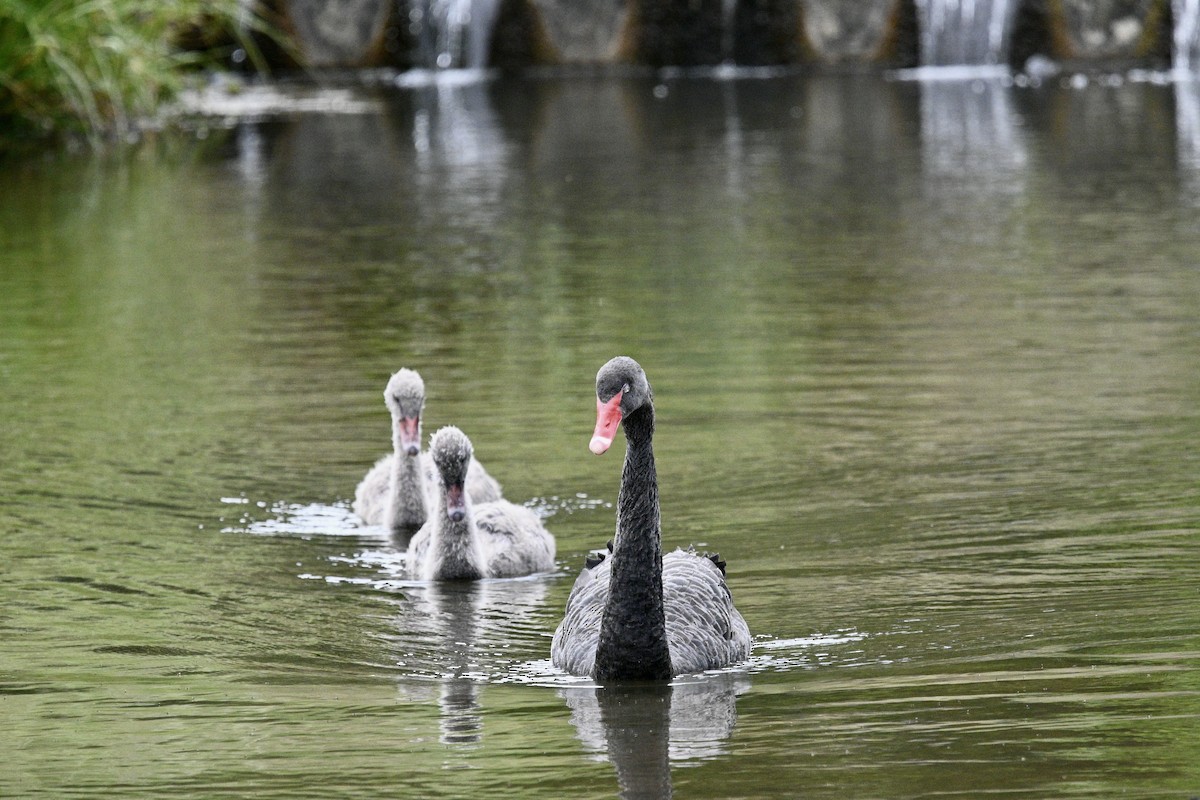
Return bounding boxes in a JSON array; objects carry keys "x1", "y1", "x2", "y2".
[
  {"x1": 354, "y1": 369, "x2": 502, "y2": 537},
  {"x1": 560, "y1": 675, "x2": 747, "y2": 800},
  {"x1": 552, "y1": 357, "x2": 751, "y2": 680},
  {"x1": 408, "y1": 427, "x2": 555, "y2": 581}
]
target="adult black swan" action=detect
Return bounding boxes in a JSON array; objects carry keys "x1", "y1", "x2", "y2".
[{"x1": 551, "y1": 357, "x2": 751, "y2": 681}]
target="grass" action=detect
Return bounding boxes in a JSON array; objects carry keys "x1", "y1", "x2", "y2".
[{"x1": 0, "y1": 0, "x2": 276, "y2": 149}]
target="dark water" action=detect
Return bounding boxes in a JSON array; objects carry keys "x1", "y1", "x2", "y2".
[{"x1": 2, "y1": 69, "x2": 1200, "y2": 798}]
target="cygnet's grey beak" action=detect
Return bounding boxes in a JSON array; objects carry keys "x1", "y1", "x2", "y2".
[{"x1": 445, "y1": 482, "x2": 466, "y2": 522}]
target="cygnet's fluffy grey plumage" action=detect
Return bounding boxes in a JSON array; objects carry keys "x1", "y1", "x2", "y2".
[
  {"x1": 408, "y1": 426, "x2": 556, "y2": 581},
  {"x1": 551, "y1": 356, "x2": 751, "y2": 680},
  {"x1": 354, "y1": 369, "x2": 502, "y2": 536}
]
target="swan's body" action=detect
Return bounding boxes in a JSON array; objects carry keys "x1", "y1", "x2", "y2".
[
  {"x1": 408, "y1": 427, "x2": 556, "y2": 581},
  {"x1": 551, "y1": 356, "x2": 751, "y2": 680},
  {"x1": 553, "y1": 546, "x2": 750, "y2": 677},
  {"x1": 353, "y1": 369, "x2": 502, "y2": 536}
]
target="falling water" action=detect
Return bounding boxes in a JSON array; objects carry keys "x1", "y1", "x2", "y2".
[
  {"x1": 414, "y1": 0, "x2": 501, "y2": 69},
  {"x1": 1175, "y1": 0, "x2": 1200, "y2": 72},
  {"x1": 721, "y1": 0, "x2": 738, "y2": 63},
  {"x1": 916, "y1": 0, "x2": 1017, "y2": 67},
  {"x1": 1172, "y1": 0, "x2": 1200, "y2": 190}
]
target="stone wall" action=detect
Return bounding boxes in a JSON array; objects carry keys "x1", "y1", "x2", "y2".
[
  {"x1": 273, "y1": 0, "x2": 399, "y2": 67},
  {"x1": 801, "y1": 1, "x2": 905, "y2": 63},
  {"x1": 263, "y1": 0, "x2": 1174, "y2": 71},
  {"x1": 1055, "y1": 0, "x2": 1170, "y2": 60}
]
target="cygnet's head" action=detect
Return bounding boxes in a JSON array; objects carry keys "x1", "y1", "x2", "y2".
[
  {"x1": 590, "y1": 356, "x2": 651, "y2": 455},
  {"x1": 429, "y1": 426, "x2": 473, "y2": 521},
  {"x1": 384, "y1": 369, "x2": 426, "y2": 456}
]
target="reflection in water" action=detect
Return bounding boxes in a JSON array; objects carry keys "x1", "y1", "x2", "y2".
[
  {"x1": 918, "y1": 76, "x2": 1026, "y2": 192},
  {"x1": 235, "y1": 124, "x2": 267, "y2": 188},
  {"x1": 399, "y1": 72, "x2": 507, "y2": 170},
  {"x1": 394, "y1": 73, "x2": 516, "y2": 244},
  {"x1": 231, "y1": 499, "x2": 559, "y2": 747},
  {"x1": 8, "y1": 67, "x2": 1200, "y2": 800},
  {"x1": 1175, "y1": 76, "x2": 1200, "y2": 203},
  {"x1": 560, "y1": 675, "x2": 749, "y2": 799},
  {"x1": 206, "y1": 64, "x2": 1200, "y2": 234},
  {"x1": 385, "y1": 579, "x2": 549, "y2": 746},
  {"x1": 427, "y1": 584, "x2": 485, "y2": 745}
]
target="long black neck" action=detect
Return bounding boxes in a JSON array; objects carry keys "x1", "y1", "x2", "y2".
[{"x1": 594, "y1": 399, "x2": 672, "y2": 681}]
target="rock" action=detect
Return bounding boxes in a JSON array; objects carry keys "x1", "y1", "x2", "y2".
[
  {"x1": 1055, "y1": 0, "x2": 1167, "y2": 59},
  {"x1": 527, "y1": 0, "x2": 631, "y2": 62},
  {"x1": 280, "y1": 0, "x2": 396, "y2": 67},
  {"x1": 802, "y1": 0, "x2": 901, "y2": 62}
]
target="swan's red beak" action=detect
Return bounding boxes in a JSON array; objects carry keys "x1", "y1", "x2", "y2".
[
  {"x1": 396, "y1": 416, "x2": 421, "y2": 456},
  {"x1": 445, "y1": 482, "x2": 466, "y2": 522},
  {"x1": 590, "y1": 393, "x2": 623, "y2": 455}
]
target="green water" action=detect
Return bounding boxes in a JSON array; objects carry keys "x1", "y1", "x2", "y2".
[{"x1": 2, "y1": 71, "x2": 1199, "y2": 798}]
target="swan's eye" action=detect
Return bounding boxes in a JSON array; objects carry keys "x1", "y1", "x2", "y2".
[{"x1": 622, "y1": 383, "x2": 631, "y2": 395}]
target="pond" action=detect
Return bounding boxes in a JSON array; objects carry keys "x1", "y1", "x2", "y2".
[{"x1": 2, "y1": 68, "x2": 1199, "y2": 798}]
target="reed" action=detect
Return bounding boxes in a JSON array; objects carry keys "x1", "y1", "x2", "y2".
[{"x1": 0, "y1": 0, "x2": 273, "y2": 148}]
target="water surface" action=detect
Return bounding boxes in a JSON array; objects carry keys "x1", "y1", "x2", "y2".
[{"x1": 2, "y1": 70, "x2": 1199, "y2": 798}]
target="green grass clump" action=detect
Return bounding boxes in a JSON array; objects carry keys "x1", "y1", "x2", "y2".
[{"x1": 0, "y1": 0, "x2": 271, "y2": 148}]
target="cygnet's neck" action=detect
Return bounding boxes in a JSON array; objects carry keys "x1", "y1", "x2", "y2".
[
  {"x1": 385, "y1": 430, "x2": 426, "y2": 533},
  {"x1": 427, "y1": 490, "x2": 485, "y2": 581}
]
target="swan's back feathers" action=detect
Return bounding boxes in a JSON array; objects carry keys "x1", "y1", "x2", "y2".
[
  {"x1": 474, "y1": 500, "x2": 556, "y2": 577},
  {"x1": 406, "y1": 521, "x2": 435, "y2": 578},
  {"x1": 700, "y1": 551, "x2": 727, "y2": 576},
  {"x1": 582, "y1": 539, "x2": 614, "y2": 571},
  {"x1": 551, "y1": 554, "x2": 611, "y2": 676},
  {"x1": 409, "y1": 498, "x2": 555, "y2": 581},
  {"x1": 352, "y1": 454, "x2": 392, "y2": 523},
  {"x1": 463, "y1": 457, "x2": 503, "y2": 504},
  {"x1": 662, "y1": 550, "x2": 750, "y2": 673},
  {"x1": 551, "y1": 546, "x2": 750, "y2": 677}
]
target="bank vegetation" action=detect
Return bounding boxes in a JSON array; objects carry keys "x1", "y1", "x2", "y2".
[{"x1": 0, "y1": 0, "x2": 276, "y2": 151}]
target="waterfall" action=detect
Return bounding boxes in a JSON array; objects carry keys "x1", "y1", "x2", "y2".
[
  {"x1": 414, "y1": 0, "x2": 501, "y2": 69},
  {"x1": 1175, "y1": 0, "x2": 1200, "y2": 73},
  {"x1": 721, "y1": 0, "x2": 738, "y2": 63},
  {"x1": 916, "y1": 0, "x2": 1017, "y2": 67}
]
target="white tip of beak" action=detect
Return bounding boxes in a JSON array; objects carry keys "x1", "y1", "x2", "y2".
[{"x1": 589, "y1": 435, "x2": 613, "y2": 455}]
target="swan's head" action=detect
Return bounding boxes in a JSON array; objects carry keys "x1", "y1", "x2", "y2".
[
  {"x1": 384, "y1": 368, "x2": 426, "y2": 456},
  {"x1": 429, "y1": 426, "x2": 472, "y2": 522},
  {"x1": 590, "y1": 356, "x2": 651, "y2": 455}
]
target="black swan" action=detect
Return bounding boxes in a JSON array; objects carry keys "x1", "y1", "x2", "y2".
[
  {"x1": 354, "y1": 369, "x2": 502, "y2": 535},
  {"x1": 408, "y1": 426, "x2": 556, "y2": 580},
  {"x1": 551, "y1": 356, "x2": 751, "y2": 680}
]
